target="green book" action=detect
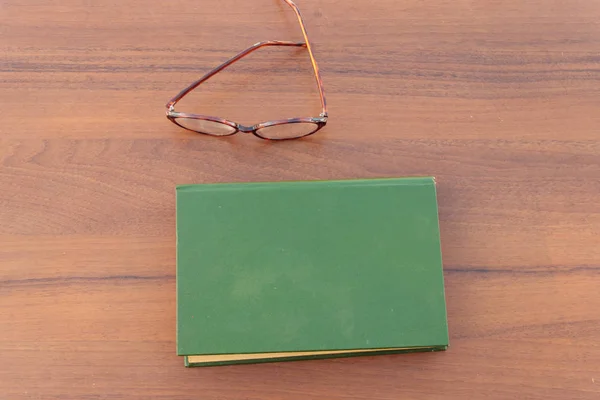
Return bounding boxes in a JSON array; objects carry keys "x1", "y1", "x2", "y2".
[{"x1": 176, "y1": 177, "x2": 449, "y2": 367}]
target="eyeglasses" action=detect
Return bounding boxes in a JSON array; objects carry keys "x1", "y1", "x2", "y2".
[{"x1": 165, "y1": 0, "x2": 328, "y2": 140}]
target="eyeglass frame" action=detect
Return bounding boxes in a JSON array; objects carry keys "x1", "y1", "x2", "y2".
[{"x1": 165, "y1": 0, "x2": 328, "y2": 140}]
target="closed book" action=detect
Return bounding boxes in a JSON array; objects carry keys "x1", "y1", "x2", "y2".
[{"x1": 176, "y1": 177, "x2": 449, "y2": 367}]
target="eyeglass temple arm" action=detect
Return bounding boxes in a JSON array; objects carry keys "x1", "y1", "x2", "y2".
[
  {"x1": 282, "y1": 0, "x2": 327, "y2": 117},
  {"x1": 166, "y1": 41, "x2": 306, "y2": 110},
  {"x1": 167, "y1": 1, "x2": 327, "y2": 118}
]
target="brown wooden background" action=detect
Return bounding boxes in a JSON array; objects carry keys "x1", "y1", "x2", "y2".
[{"x1": 1, "y1": 0, "x2": 599, "y2": 398}]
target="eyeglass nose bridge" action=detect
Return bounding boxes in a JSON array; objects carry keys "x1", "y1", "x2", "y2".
[{"x1": 237, "y1": 124, "x2": 256, "y2": 133}]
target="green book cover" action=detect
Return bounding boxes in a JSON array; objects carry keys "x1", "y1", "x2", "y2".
[{"x1": 176, "y1": 177, "x2": 449, "y2": 367}]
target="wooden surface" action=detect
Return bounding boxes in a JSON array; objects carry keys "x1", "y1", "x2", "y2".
[{"x1": 1, "y1": 0, "x2": 599, "y2": 398}]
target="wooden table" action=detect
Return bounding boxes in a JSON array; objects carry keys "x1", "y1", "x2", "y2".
[{"x1": 2, "y1": 0, "x2": 599, "y2": 398}]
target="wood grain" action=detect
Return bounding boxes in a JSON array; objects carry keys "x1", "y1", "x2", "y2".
[{"x1": 1, "y1": 0, "x2": 599, "y2": 398}]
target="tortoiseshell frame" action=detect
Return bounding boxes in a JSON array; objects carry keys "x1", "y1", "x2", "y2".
[{"x1": 165, "y1": 0, "x2": 328, "y2": 140}]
